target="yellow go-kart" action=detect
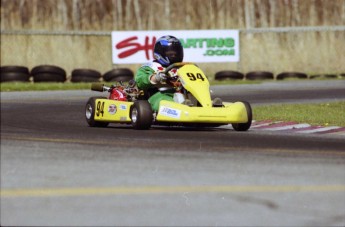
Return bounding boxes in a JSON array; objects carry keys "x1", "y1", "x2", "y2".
[{"x1": 85, "y1": 62, "x2": 252, "y2": 131}]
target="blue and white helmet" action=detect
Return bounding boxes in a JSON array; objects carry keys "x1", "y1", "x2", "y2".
[{"x1": 153, "y1": 35, "x2": 184, "y2": 67}]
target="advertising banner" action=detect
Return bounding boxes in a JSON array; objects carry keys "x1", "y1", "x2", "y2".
[{"x1": 111, "y1": 30, "x2": 239, "y2": 64}]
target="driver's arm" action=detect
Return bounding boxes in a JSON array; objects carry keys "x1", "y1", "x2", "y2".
[{"x1": 135, "y1": 66, "x2": 156, "y2": 90}]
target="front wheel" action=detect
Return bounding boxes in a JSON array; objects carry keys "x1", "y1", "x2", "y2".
[
  {"x1": 131, "y1": 101, "x2": 153, "y2": 130},
  {"x1": 232, "y1": 101, "x2": 252, "y2": 131},
  {"x1": 85, "y1": 97, "x2": 109, "y2": 127}
]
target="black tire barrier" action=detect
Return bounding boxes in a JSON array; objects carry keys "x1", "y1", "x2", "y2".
[
  {"x1": 214, "y1": 71, "x2": 244, "y2": 80},
  {"x1": 31, "y1": 65, "x2": 66, "y2": 82},
  {"x1": 0, "y1": 66, "x2": 31, "y2": 82},
  {"x1": 71, "y1": 69, "x2": 102, "y2": 82},
  {"x1": 32, "y1": 73, "x2": 66, "y2": 82},
  {"x1": 245, "y1": 71, "x2": 274, "y2": 80},
  {"x1": 103, "y1": 68, "x2": 134, "y2": 82},
  {"x1": 309, "y1": 75, "x2": 320, "y2": 79},
  {"x1": 276, "y1": 72, "x2": 308, "y2": 80},
  {"x1": 0, "y1": 72, "x2": 31, "y2": 82},
  {"x1": 1, "y1": 65, "x2": 29, "y2": 74},
  {"x1": 31, "y1": 65, "x2": 66, "y2": 76},
  {"x1": 324, "y1": 74, "x2": 338, "y2": 79},
  {"x1": 309, "y1": 74, "x2": 339, "y2": 79}
]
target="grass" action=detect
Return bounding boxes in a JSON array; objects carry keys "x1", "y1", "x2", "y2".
[
  {"x1": 0, "y1": 82, "x2": 93, "y2": 92},
  {"x1": 253, "y1": 102, "x2": 345, "y2": 127}
]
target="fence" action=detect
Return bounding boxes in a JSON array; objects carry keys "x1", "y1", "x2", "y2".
[{"x1": 1, "y1": 0, "x2": 345, "y2": 79}]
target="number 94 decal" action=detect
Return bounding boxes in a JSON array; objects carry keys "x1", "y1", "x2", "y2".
[
  {"x1": 96, "y1": 101, "x2": 105, "y2": 117},
  {"x1": 187, "y1": 72, "x2": 205, "y2": 81}
]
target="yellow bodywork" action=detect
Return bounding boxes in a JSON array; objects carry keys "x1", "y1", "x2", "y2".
[
  {"x1": 93, "y1": 99, "x2": 133, "y2": 123},
  {"x1": 156, "y1": 101, "x2": 248, "y2": 123},
  {"x1": 93, "y1": 98, "x2": 248, "y2": 124},
  {"x1": 178, "y1": 64, "x2": 212, "y2": 107}
]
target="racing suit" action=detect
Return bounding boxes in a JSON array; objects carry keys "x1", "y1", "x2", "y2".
[{"x1": 135, "y1": 61, "x2": 174, "y2": 112}]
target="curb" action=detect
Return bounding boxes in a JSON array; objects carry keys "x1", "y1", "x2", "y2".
[{"x1": 250, "y1": 120, "x2": 345, "y2": 136}]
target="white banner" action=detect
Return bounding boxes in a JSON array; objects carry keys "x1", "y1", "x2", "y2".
[{"x1": 111, "y1": 30, "x2": 239, "y2": 64}]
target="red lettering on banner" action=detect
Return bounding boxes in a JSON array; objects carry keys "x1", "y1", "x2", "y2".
[{"x1": 115, "y1": 36, "x2": 157, "y2": 60}]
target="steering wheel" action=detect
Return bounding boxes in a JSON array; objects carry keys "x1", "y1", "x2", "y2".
[{"x1": 163, "y1": 62, "x2": 196, "y2": 77}]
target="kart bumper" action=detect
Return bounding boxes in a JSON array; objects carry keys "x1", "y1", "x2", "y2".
[{"x1": 156, "y1": 101, "x2": 249, "y2": 123}]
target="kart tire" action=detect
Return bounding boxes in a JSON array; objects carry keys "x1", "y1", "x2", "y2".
[
  {"x1": 32, "y1": 73, "x2": 66, "y2": 82},
  {"x1": 103, "y1": 68, "x2": 134, "y2": 82},
  {"x1": 214, "y1": 71, "x2": 244, "y2": 80},
  {"x1": 245, "y1": 71, "x2": 274, "y2": 80},
  {"x1": 131, "y1": 100, "x2": 153, "y2": 130},
  {"x1": 0, "y1": 72, "x2": 31, "y2": 82},
  {"x1": 85, "y1": 97, "x2": 109, "y2": 127},
  {"x1": 232, "y1": 101, "x2": 252, "y2": 131},
  {"x1": 1, "y1": 65, "x2": 29, "y2": 74},
  {"x1": 71, "y1": 69, "x2": 102, "y2": 82},
  {"x1": 276, "y1": 72, "x2": 308, "y2": 80}
]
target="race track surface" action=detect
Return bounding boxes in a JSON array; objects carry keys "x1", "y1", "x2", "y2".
[{"x1": 1, "y1": 80, "x2": 345, "y2": 226}]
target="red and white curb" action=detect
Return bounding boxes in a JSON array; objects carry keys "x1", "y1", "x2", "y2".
[{"x1": 250, "y1": 120, "x2": 345, "y2": 136}]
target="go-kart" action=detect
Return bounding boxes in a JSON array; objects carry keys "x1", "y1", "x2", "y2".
[{"x1": 85, "y1": 62, "x2": 252, "y2": 131}]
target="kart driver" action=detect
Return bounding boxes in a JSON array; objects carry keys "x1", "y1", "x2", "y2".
[
  {"x1": 135, "y1": 35, "x2": 183, "y2": 112},
  {"x1": 135, "y1": 35, "x2": 223, "y2": 112}
]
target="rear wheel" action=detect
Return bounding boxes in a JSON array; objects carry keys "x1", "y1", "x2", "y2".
[
  {"x1": 232, "y1": 101, "x2": 252, "y2": 131},
  {"x1": 131, "y1": 101, "x2": 153, "y2": 130},
  {"x1": 85, "y1": 97, "x2": 109, "y2": 127}
]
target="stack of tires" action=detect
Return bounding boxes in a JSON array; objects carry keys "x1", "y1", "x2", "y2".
[
  {"x1": 246, "y1": 71, "x2": 274, "y2": 80},
  {"x1": 31, "y1": 65, "x2": 67, "y2": 82},
  {"x1": 214, "y1": 70, "x2": 311, "y2": 81},
  {"x1": 69, "y1": 67, "x2": 134, "y2": 83},
  {"x1": 0, "y1": 66, "x2": 31, "y2": 82},
  {"x1": 102, "y1": 68, "x2": 134, "y2": 82},
  {"x1": 276, "y1": 72, "x2": 308, "y2": 80},
  {"x1": 1, "y1": 65, "x2": 135, "y2": 83},
  {"x1": 71, "y1": 69, "x2": 101, "y2": 82},
  {"x1": 214, "y1": 71, "x2": 244, "y2": 80}
]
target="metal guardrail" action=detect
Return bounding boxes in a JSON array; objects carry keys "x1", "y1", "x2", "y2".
[{"x1": 1, "y1": 26, "x2": 344, "y2": 36}]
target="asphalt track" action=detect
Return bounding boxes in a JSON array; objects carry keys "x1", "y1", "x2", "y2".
[{"x1": 1, "y1": 80, "x2": 345, "y2": 226}]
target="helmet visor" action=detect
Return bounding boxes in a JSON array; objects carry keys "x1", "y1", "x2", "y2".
[{"x1": 165, "y1": 45, "x2": 183, "y2": 64}]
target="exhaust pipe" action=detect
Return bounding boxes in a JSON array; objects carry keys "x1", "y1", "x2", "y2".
[{"x1": 91, "y1": 83, "x2": 110, "y2": 92}]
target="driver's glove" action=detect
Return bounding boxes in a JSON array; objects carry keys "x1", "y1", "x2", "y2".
[
  {"x1": 167, "y1": 68, "x2": 178, "y2": 78},
  {"x1": 154, "y1": 72, "x2": 167, "y2": 83}
]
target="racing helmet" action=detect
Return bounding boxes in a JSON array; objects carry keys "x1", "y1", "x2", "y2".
[{"x1": 153, "y1": 35, "x2": 184, "y2": 67}]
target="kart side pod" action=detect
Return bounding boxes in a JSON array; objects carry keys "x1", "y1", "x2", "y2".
[{"x1": 156, "y1": 100, "x2": 251, "y2": 124}]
